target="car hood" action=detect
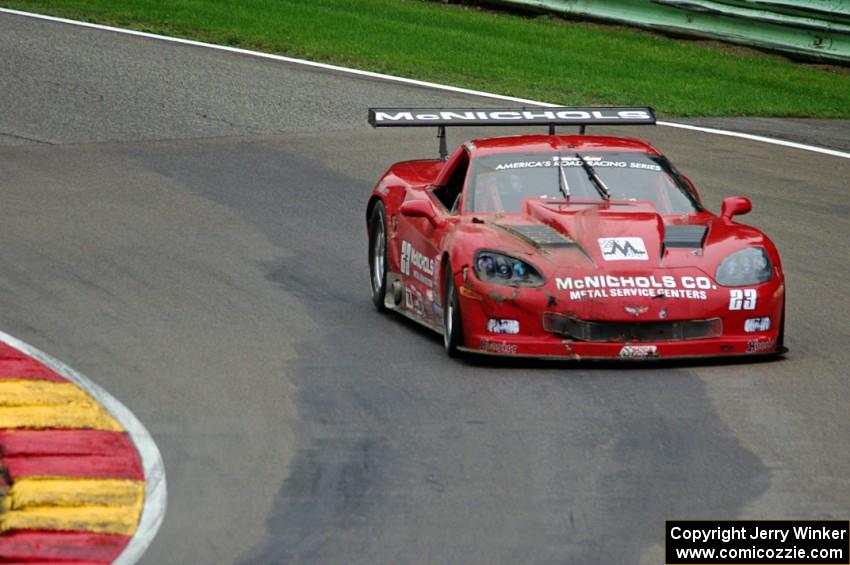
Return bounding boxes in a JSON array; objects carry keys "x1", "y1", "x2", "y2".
[
  {"x1": 456, "y1": 200, "x2": 775, "y2": 321},
  {"x1": 489, "y1": 200, "x2": 700, "y2": 267},
  {"x1": 458, "y1": 199, "x2": 771, "y2": 275}
]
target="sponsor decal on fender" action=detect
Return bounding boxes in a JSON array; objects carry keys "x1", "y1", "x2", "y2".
[
  {"x1": 400, "y1": 240, "x2": 435, "y2": 277},
  {"x1": 479, "y1": 339, "x2": 518, "y2": 355},
  {"x1": 412, "y1": 270, "x2": 434, "y2": 288},
  {"x1": 747, "y1": 339, "x2": 775, "y2": 353},
  {"x1": 404, "y1": 286, "x2": 425, "y2": 314},
  {"x1": 486, "y1": 319, "x2": 520, "y2": 335},
  {"x1": 619, "y1": 345, "x2": 658, "y2": 358},
  {"x1": 556, "y1": 274, "x2": 716, "y2": 301},
  {"x1": 624, "y1": 305, "x2": 649, "y2": 317}
]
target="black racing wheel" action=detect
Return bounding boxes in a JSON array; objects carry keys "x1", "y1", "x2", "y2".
[
  {"x1": 443, "y1": 259, "x2": 464, "y2": 357},
  {"x1": 369, "y1": 202, "x2": 389, "y2": 312}
]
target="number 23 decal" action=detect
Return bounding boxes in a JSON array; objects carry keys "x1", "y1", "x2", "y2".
[{"x1": 729, "y1": 289, "x2": 757, "y2": 310}]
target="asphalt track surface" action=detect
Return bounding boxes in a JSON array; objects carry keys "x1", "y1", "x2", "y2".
[{"x1": 1, "y1": 12, "x2": 849, "y2": 565}]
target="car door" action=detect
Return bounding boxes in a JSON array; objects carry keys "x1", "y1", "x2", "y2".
[
  {"x1": 396, "y1": 148, "x2": 470, "y2": 326},
  {"x1": 395, "y1": 195, "x2": 444, "y2": 325}
]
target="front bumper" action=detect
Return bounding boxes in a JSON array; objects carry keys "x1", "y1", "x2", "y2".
[
  {"x1": 455, "y1": 273, "x2": 784, "y2": 361},
  {"x1": 462, "y1": 333, "x2": 781, "y2": 360}
]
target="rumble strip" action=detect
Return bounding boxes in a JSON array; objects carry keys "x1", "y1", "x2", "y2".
[{"x1": 0, "y1": 333, "x2": 165, "y2": 564}]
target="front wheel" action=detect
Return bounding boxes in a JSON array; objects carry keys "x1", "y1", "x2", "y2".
[
  {"x1": 443, "y1": 261, "x2": 464, "y2": 357},
  {"x1": 369, "y1": 202, "x2": 388, "y2": 312}
]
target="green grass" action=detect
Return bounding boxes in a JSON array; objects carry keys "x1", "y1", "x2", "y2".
[{"x1": 3, "y1": 0, "x2": 849, "y2": 117}]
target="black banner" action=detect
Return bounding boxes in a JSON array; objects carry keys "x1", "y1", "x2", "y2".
[
  {"x1": 367, "y1": 107, "x2": 656, "y2": 127},
  {"x1": 666, "y1": 520, "x2": 849, "y2": 564}
]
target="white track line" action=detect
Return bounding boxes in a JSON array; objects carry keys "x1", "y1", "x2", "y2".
[
  {"x1": 0, "y1": 330, "x2": 167, "y2": 565},
  {"x1": 2, "y1": 7, "x2": 849, "y2": 160},
  {"x1": 657, "y1": 120, "x2": 850, "y2": 159}
]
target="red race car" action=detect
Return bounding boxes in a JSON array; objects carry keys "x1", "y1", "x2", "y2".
[{"x1": 366, "y1": 107, "x2": 785, "y2": 360}]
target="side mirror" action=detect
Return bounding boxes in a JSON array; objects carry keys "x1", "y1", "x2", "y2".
[
  {"x1": 400, "y1": 199, "x2": 442, "y2": 227},
  {"x1": 721, "y1": 196, "x2": 752, "y2": 220}
]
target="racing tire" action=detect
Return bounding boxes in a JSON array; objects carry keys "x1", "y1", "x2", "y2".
[
  {"x1": 369, "y1": 202, "x2": 389, "y2": 312},
  {"x1": 443, "y1": 260, "x2": 464, "y2": 357},
  {"x1": 776, "y1": 297, "x2": 786, "y2": 352}
]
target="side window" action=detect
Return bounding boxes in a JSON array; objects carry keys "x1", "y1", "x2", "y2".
[{"x1": 432, "y1": 153, "x2": 469, "y2": 213}]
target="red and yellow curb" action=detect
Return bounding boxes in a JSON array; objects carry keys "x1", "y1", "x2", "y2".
[{"x1": 0, "y1": 342, "x2": 146, "y2": 563}]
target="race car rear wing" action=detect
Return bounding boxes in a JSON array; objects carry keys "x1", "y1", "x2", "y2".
[{"x1": 368, "y1": 107, "x2": 656, "y2": 159}]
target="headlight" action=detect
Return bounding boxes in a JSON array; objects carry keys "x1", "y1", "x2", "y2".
[
  {"x1": 715, "y1": 247, "x2": 772, "y2": 287},
  {"x1": 474, "y1": 251, "x2": 544, "y2": 287}
]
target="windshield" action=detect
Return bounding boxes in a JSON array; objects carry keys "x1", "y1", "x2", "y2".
[{"x1": 467, "y1": 151, "x2": 700, "y2": 214}]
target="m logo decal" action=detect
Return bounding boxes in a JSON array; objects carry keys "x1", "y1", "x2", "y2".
[{"x1": 598, "y1": 238, "x2": 648, "y2": 261}]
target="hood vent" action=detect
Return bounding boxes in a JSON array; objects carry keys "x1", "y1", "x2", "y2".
[
  {"x1": 663, "y1": 225, "x2": 707, "y2": 249},
  {"x1": 496, "y1": 224, "x2": 575, "y2": 248}
]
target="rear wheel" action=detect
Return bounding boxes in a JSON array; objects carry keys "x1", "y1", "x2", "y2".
[
  {"x1": 443, "y1": 260, "x2": 464, "y2": 357},
  {"x1": 369, "y1": 203, "x2": 388, "y2": 312}
]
